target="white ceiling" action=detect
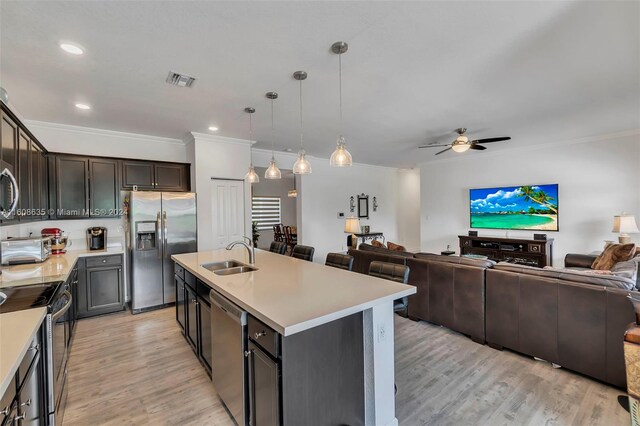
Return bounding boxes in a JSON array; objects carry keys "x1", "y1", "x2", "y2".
[{"x1": 1, "y1": 1, "x2": 638, "y2": 167}]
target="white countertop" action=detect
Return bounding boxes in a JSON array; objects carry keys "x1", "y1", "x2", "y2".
[
  {"x1": 0, "y1": 247, "x2": 125, "y2": 289},
  {"x1": 172, "y1": 249, "x2": 416, "y2": 336},
  {"x1": 0, "y1": 307, "x2": 47, "y2": 396}
]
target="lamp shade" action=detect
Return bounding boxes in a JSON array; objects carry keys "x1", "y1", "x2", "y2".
[
  {"x1": 344, "y1": 217, "x2": 360, "y2": 234},
  {"x1": 613, "y1": 214, "x2": 640, "y2": 234}
]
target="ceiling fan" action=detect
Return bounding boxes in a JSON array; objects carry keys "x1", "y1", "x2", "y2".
[{"x1": 419, "y1": 128, "x2": 511, "y2": 155}]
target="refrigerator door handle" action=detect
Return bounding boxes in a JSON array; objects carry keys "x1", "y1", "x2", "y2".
[
  {"x1": 163, "y1": 211, "x2": 168, "y2": 256},
  {"x1": 156, "y1": 211, "x2": 162, "y2": 259}
]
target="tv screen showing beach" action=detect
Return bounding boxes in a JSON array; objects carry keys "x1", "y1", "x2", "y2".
[{"x1": 470, "y1": 184, "x2": 559, "y2": 231}]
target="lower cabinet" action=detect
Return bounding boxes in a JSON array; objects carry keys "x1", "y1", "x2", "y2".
[
  {"x1": 247, "y1": 340, "x2": 281, "y2": 426},
  {"x1": 0, "y1": 328, "x2": 46, "y2": 426},
  {"x1": 177, "y1": 267, "x2": 212, "y2": 376},
  {"x1": 77, "y1": 254, "x2": 125, "y2": 319}
]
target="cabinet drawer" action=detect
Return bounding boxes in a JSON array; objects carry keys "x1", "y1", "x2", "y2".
[
  {"x1": 16, "y1": 335, "x2": 39, "y2": 385},
  {"x1": 85, "y1": 254, "x2": 122, "y2": 268},
  {"x1": 248, "y1": 316, "x2": 280, "y2": 359},
  {"x1": 174, "y1": 263, "x2": 185, "y2": 280},
  {"x1": 185, "y1": 270, "x2": 196, "y2": 289},
  {"x1": 196, "y1": 279, "x2": 210, "y2": 302}
]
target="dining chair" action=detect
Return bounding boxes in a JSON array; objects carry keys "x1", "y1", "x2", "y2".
[
  {"x1": 325, "y1": 253, "x2": 354, "y2": 271},
  {"x1": 291, "y1": 245, "x2": 315, "y2": 262},
  {"x1": 283, "y1": 226, "x2": 297, "y2": 255},
  {"x1": 368, "y1": 261, "x2": 410, "y2": 317},
  {"x1": 269, "y1": 241, "x2": 287, "y2": 255},
  {"x1": 273, "y1": 224, "x2": 284, "y2": 242}
]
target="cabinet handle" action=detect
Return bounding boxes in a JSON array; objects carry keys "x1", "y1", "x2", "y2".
[
  {"x1": 15, "y1": 412, "x2": 26, "y2": 421},
  {"x1": 20, "y1": 399, "x2": 31, "y2": 407},
  {"x1": 102, "y1": 259, "x2": 107, "y2": 263},
  {"x1": 28, "y1": 344, "x2": 39, "y2": 352},
  {"x1": 254, "y1": 330, "x2": 267, "y2": 339},
  {"x1": 0, "y1": 407, "x2": 9, "y2": 415}
]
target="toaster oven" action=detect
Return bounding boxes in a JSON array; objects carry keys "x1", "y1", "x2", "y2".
[{"x1": 1, "y1": 236, "x2": 52, "y2": 265}]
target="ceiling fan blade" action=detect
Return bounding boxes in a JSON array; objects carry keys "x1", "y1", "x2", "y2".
[
  {"x1": 418, "y1": 144, "x2": 451, "y2": 149},
  {"x1": 469, "y1": 144, "x2": 487, "y2": 151},
  {"x1": 435, "y1": 147, "x2": 452, "y2": 156},
  {"x1": 471, "y1": 137, "x2": 511, "y2": 144}
]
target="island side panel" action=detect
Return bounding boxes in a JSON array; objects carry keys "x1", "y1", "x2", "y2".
[
  {"x1": 363, "y1": 301, "x2": 397, "y2": 426},
  {"x1": 281, "y1": 312, "x2": 365, "y2": 426}
]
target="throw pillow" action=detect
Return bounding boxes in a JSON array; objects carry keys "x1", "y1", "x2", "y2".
[
  {"x1": 387, "y1": 241, "x2": 407, "y2": 252},
  {"x1": 592, "y1": 243, "x2": 636, "y2": 270},
  {"x1": 371, "y1": 240, "x2": 385, "y2": 248},
  {"x1": 611, "y1": 258, "x2": 639, "y2": 281}
]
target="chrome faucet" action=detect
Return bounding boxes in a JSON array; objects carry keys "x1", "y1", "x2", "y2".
[{"x1": 226, "y1": 238, "x2": 255, "y2": 265}]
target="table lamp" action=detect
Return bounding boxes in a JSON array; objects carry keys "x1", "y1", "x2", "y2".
[
  {"x1": 344, "y1": 217, "x2": 360, "y2": 249},
  {"x1": 613, "y1": 213, "x2": 640, "y2": 244}
]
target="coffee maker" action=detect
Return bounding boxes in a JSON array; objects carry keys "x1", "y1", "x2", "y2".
[{"x1": 87, "y1": 227, "x2": 107, "y2": 251}]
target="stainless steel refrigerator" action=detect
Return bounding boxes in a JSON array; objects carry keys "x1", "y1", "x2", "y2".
[{"x1": 127, "y1": 191, "x2": 197, "y2": 313}]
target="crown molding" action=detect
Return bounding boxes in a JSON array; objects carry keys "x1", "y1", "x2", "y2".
[
  {"x1": 189, "y1": 132, "x2": 253, "y2": 146},
  {"x1": 419, "y1": 128, "x2": 640, "y2": 165},
  {"x1": 25, "y1": 120, "x2": 185, "y2": 146}
]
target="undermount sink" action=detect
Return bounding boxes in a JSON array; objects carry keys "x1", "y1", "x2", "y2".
[
  {"x1": 214, "y1": 265, "x2": 258, "y2": 276},
  {"x1": 201, "y1": 260, "x2": 246, "y2": 272},
  {"x1": 0, "y1": 291, "x2": 6, "y2": 306}
]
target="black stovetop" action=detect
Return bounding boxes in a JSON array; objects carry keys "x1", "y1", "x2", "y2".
[{"x1": 0, "y1": 281, "x2": 63, "y2": 313}]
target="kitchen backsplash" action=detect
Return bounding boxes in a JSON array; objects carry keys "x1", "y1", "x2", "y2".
[{"x1": 0, "y1": 218, "x2": 126, "y2": 251}]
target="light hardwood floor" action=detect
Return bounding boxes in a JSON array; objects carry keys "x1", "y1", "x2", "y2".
[{"x1": 63, "y1": 308, "x2": 628, "y2": 425}]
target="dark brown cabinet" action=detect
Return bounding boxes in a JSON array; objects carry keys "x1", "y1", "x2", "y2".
[
  {"x1": 89, "y1": 158, "x2": 119, "y2": 217},
  {"x1": 77, "y1": 255, "x2": 125, "y2": 318},
  {"x1": 247, "y1": 340, "x2": 281, "y2": 426},
  {"x1": 17, "y1": 130, "x2": 31, "y2": 217},
  {"x1": 459, "y1": 235, "x2": 554, "y2": 267},
  {"x1": 0, "y1": 109, "x2": 19, "y2": 223},
  {"x1": 185, "y1": 281, "x2": 199, "y2": 352},
  {"x1": 176, "y1": 276, "x2": 186, "y2": 333},
  {"x1": 55, "y1": 155, "x2": 89, "y2": 217},
  {"x1": 122, "y1": 160, "x2": 188, "y2": 191}
]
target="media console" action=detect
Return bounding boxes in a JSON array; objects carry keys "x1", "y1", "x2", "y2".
[{"x1": 459, "y1": 235, "x2": 554, "y2": 267}]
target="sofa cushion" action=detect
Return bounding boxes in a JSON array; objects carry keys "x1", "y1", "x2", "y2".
[
  {"x1": 414, "y1": 253, "x2": 495, "y2": 269},
  {"x1": 495, "y1": 262, "x2": 636, "y2": 290},
  {"x1": 611, "y1": 258, "x2": 639, "y2": 281},
  {"x1": 592, "y1": 243, "x2": 636, "y2": 270},
  {"x1": 387, "y1": 241, "x2": 407, "y2": 252}
]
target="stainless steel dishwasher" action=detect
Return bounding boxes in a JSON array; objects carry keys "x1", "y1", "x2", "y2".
[{"x1": 210, "y1": 290, "x2": 247, "y2": 426}]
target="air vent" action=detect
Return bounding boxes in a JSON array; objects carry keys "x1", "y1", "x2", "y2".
[{"x1": 166, "y1": 71, "x2": 196, "y2": 88}]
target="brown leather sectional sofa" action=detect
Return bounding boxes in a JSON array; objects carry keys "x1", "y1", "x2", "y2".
[{"x1": 348, "y1": 245, "x2": 640, "y2": 388}]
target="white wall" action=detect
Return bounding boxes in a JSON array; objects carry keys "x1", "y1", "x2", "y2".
[
  {"x1": 420, "y1": 131, "x2": 640, "y2": 266},
  {"x1": 26, "y1": 121, "x2": 187, "y2": 162},
  {"x1": 252, "y1": 149, "x2": 421, "y2": 264},
  {"x1": 396, "y1": 169, "x2": 421, "y2": 252},
  {"x1": 186, "y1": 133, "x2": 252, "y2": 251}
]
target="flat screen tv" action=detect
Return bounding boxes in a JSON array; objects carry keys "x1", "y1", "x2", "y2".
[{"x1": 470, "y1": 184, "x2": 559, "y2": 231}]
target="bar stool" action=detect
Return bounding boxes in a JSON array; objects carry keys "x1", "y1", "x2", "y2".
[
  {"x1": 269, "y1": 241, "x2": 287, "y2": 255},
  {"x1": 325, "y1": 253, "x2": 354, "y2": 271},
  {"x1": 291, "y1": 245, "x2": 315, "y2": 262}
]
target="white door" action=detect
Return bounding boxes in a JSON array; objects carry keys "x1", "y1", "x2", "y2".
[{"x1": 210, "y1": 179, "x2": 245, "y2": 249}]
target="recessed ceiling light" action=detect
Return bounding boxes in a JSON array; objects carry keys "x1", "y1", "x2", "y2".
[
  {"x1": 208, "y1": 126, "x2": 219, "y2": 131},
  {"x1": 60, "y1": 43, "x2": 84, "y2": 55},
  {"x1": 75, "y1": 103, "x2": 91, "y2": 110}
]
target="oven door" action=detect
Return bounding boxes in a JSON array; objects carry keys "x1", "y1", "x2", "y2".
[{"x1": 49, "y1": 291, "x2": 72, "y2": 422}]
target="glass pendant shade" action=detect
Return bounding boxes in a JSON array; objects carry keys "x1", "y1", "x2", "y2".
[
  {"x1": 292, "y1": 150, "x2": 312, "y2": 174},
  {"x1": 265, "y1": 158, "x2": 281, "y2": 179},
  {"x1": 245, "y1": 165, "x2": 259, "y2": 183},
  {"x1": 329, "y1": 136, "x2": 353, "y2": 167}
]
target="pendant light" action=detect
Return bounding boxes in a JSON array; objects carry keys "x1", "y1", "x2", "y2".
[
  {"x1": 329, "y1": 41, "x2": 353, "y2": 167},
  {"x1": 243, "y1": 107, "x2": 260, "y2": 183},
  {"x1": 264, "y1": 91, "x2": 282, "y2": 179},
  {"x1": 292, "y1": 71, "x2": 312, "y2": 174}
]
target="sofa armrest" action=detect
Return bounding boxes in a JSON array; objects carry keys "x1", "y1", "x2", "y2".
[{"x1": 564, "y1": 253, "x2": 598, "y2": 269}]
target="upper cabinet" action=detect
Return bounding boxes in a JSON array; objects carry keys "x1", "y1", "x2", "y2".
[
  {"x1": 55, "y1": 155, "x2": 89, "y2": 218},
  {"x1": 0, "y1": 103, "x2": 47, "y2": 224},
  {"x1": 122, "y1": 160, "x2": 188, "y2": 192},
  {"x1": 89, "y1": 158, "x2": 119, "y2": 217}
]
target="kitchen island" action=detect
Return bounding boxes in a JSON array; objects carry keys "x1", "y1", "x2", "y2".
[{"x1": 172, "y1": 248, "x2": 416, "y2": 426}]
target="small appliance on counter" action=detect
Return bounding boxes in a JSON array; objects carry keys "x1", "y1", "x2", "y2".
[
  {"x1": 1, "y1": 236, "x2": 52, "y2": 265},
  {"x1": 87, "y1": 227, "x2": 107, "y2": 250},
  {"x1": 41, "y1": 227, "x2": 71, "y2": 254}
]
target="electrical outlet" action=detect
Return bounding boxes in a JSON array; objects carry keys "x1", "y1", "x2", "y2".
[{"x1": 377, "y1": 324, "x2": 387, "y2": 343}]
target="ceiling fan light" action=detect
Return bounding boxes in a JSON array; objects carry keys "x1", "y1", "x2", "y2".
[
  {"x1": 292, "y1": 150, "x2": 312, "y2": 174},
  {"x1": 265, "y1": 159, "x2": 282, "y2": 179},
  {"x1": 245, "y1": 164, "x2": 260, "y2": 183},
  {"x1": 452, "y1": 142, "x2": 471, "y2": 153},
  {"x1": 330, "y1": 136, "x2": 353, "y2": 167}
]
